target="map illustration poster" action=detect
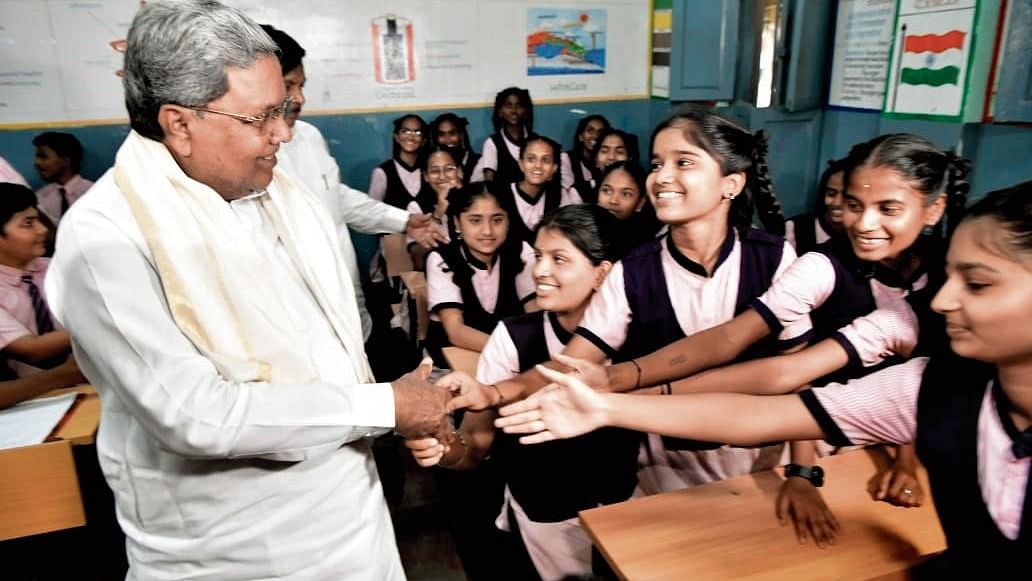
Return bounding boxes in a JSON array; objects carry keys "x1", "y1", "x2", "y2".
[{"x1": 527, "y1": 8, "x2": 606, "y2": 76}]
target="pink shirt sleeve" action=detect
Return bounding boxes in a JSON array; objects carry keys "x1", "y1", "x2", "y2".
[
  {"x1": 515, "y1": 242, "x2": 537, "y2": 302},
  {"x1": 426, "y1": 252, "x2": 462, "y2": 313},
  {"x1": 575, "y1": 261, "x2": 633, "y2": 356},
  {"x1": 805, "y1": 357, "x2": 927, "y2": 446},
  {"x1": 755, "y1": 251, "x2": 836, "y2": 333},
  {"x1": 475, "y1": 323, "x2": 520, "y2": 385}
]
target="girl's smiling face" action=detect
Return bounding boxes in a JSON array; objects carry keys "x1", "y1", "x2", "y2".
[
  {"x1": 578, "y1": 119, "x2": 606, "y2": 156},
  {"x1": 394, "y1": 117, "x2": 426, "y2": 154},
  {"x1": 822, "y1": 171, "x2": 845, "y2": 227},
  {"x1": 454, "y1": 195, "x2": 509, "y2": 262},
  {"x1": 597, "y1": 167, "x2": 644, "y2": 221},
  {"x1": 425, "y1": 151, "x2": 462, "y2": 191},
  {"x1": 533, "y1": 227, "x2": 606, "y2": 315},
  {"x1": 932, "y1": 217, "x2": 1032, "y2": 364},
  {"x1": 646, "y1": 126, "x2": 741, "y2": 227},
  {"x1": 435, "y1": 120, "x2": 463, "y2": 149},
  {"x1": 519, "y1": 140, "x2": 558, "y2": 187},
  {"x1": 843, "y1": 165, "x2": 945, "y2": 265},
  {"x1": 596, "y1": 134, "x2": 628, "y2": 169}
]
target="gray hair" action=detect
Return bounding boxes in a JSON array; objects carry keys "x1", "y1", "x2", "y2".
[{"x1": 123, "y1": 0, "x2": 278, "y2": 140}]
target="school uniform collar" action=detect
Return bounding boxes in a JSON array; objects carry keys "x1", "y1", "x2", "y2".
[
  {"x1": 835, "y1": 235, "x2": 940, "y2": 291},
  {"x1": 501, "y1": 127, "x2": 528, "y2": 148},
  {"x1": 546, "y1": 310, "x2": 574, "y2": 345},
  {"x1": 460, "y1": 244, "x2": 498, "y2": 271},
  {"x1": 664, "y1": 228, "x2": 736, "y2": 278},
  {"x1": 513, "y1": 182, "x2": 544, "y2": 206},
  {"x1": 991, "y1": 377, "x2": 1032, "y2": 459},
  {"x1": 0, "y1": 258, "x2": 45, "y2": 287},
  {"x1": 393, "y1": 157, "x2": 420, "y2": 173}
]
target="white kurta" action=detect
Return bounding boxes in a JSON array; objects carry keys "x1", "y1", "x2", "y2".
[
  {"x1": 46, "y1": 170, "x2": 405, "y2": 580},
  {"x1": 278, "y1": 119, "x2": 409, "y2": 340}
]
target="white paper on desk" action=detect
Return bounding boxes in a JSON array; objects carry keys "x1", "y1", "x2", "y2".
[{"x1": 0, "y1": 392, "x2": 78, "y2": 450}]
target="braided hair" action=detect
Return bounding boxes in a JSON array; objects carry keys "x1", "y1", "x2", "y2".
[{"x1": 650, "y1": 106, "x2": 785, "y2": 234}]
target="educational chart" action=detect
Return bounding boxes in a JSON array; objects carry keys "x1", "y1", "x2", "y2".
[
  {"x1": 827, "y1": 0, "x2": 896, "y2": 110},
  {"x1": 883, "y1": 0, "x2": 977, "y2": 119},
  {"x1": 0, "y1": 0, "x2": 648, "y2": 126},
  {"x1": 526, "y1": 8, "x2": 606, "y2": 76}
]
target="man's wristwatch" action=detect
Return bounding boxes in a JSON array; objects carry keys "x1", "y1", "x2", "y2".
[{"x1": 784, "y1": 463, "x2": 825, "y2": 487}]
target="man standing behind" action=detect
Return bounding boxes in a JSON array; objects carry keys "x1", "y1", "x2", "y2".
[
  {"x1": 32, "y1": 131, "x2": 93, "y2": 223},
  {"x1": 45, "y1": 1, "x2": 452, "y2": 579},
  {"x1": 262, "y1": 24, "x2": 441, "y2": 375}
]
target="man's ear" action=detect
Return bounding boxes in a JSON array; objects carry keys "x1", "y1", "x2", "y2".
[{"x1": 158, "y1": 104, "x2": 194, "y2": 158}]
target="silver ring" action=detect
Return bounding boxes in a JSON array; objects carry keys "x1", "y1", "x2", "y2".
[{"x1": 902, "y1": 488, "x2": 913, "y2": 495}]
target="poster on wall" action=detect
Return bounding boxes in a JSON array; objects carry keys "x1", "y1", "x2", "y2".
[
  {"x1": 883, "y1": 0, "x2": 977, "y2": 120},
  {"x1": 827, "y1": 0, "x2": 896, "y2": 110},
  {"x1": 526, "y1": 8, "x2": 606, "y2": 76},
  {"x1": 650, "y1": 0, "x2": 672, "y2": 98},
  {"x1": 0, "y1": 0, "x2": 648, "y2": 126}
]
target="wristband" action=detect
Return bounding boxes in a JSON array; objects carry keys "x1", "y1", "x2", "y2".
[{"x1": 784, "y1": 463, "x2": 825, "y2": 487}]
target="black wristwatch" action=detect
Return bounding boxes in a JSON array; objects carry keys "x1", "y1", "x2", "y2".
[{"x1": 784, "y1": 463, "x2": 825, "y2": 487}]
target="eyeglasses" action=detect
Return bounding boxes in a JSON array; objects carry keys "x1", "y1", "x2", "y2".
[
  {"x1": 186, "y1": 96, "x2": 293, "y2": 132},
  {"x1": 427, "y1": 165, "x2": 458, "y2": 177},
  {"x1": 398, "y1": 128, "x2": 424, "y2": 137}
]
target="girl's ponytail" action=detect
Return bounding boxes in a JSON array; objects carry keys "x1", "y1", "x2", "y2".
[
  {"x1": 748, "y1": 129, "x2": 785, "y2": 236},
  {"x1": 942, "y1": 151, "x2": 971, "y2": 237}
]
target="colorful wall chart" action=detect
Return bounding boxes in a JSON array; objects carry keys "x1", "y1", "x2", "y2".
[
  {"x1": 883, "y1": 0, "x2": 977, "y2": 119},
  {"x1": 526, "y1": 8, "x2": 606, "y2": 76},
  {"x1": 0, "y1": 0, "x2": 648, "y2": 127}
]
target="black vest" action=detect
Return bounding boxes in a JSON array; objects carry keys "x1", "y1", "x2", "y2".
[
  {"x1": 809, "y1": 236, "x2": 947, "y2": 385},
  {"x1": 915, "y1": 353, "x2": 1032, "y2": 574},
  {"x1": 491, "y1": 312, "x2": 640, "y2": 522},
  {"x1": 566, "y1": 150, "x2": 596, "y2": 203},
  {"x1": 378, "y1": 159, "x2": 435, "y2": 214},
  {"x1": 787, "y1": 213, "x2": 821, "y2": 255},
  {"x1": 615, "y1": 229, "x2": 786, "y2": 450},
  {"x1": 462, "y1": 151, "x2": 482, "y2": 181},
  {"x1": 490, "y1": 132, "x2": 524, "y2": 185},
  {"x1": 424, "y1": 245, "x2": 526, "y2": 368},
  {"x1": 501, "y1": 183, "x2": 562, "y2": 246}
]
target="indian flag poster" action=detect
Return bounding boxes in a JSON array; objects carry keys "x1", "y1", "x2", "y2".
[{"x1": 884, "y1": 0, "x2": 977, "y2": 119}]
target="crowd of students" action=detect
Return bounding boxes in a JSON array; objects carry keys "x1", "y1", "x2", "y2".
[
  {"x1": 363, "y1": 89, "x2": 1029, "y2": 577},
  {"x1": 1, "y1": 20, "x2": 1029, "y2": 581}
]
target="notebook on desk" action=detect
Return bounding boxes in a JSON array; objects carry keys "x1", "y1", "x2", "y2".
[{"x1": 0, "y1": 392, "x2": 79, "y2": 450}]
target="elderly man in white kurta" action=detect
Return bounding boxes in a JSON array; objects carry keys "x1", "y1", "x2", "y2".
[{"x1": 44, "y1": 2, "x2": 451, "y2": 579}]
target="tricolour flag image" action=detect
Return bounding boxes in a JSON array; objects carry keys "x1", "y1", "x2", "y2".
[
  {"x1": 884, "y1": 0, "x2": 976, "y2": 119},
  {"x1": 900, "y1": 30, "x2": 965, "y2": 87}
]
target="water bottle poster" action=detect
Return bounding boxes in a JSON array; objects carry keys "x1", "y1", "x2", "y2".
[{"x1": 527, "y1": 8, "x2": 606, "y2": 76}]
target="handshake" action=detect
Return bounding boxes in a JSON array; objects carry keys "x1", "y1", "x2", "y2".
[{"x1": 390, "y1": 358, "x2": 483, "y2": 441}]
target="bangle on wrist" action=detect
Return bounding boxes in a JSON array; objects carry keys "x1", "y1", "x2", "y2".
[
  {"x1": 629, "y1": 359, "x2": 643, "y2": 390},
  {"x1": 488, "y1": 383, "x2": 505, "y2": 407},
  {"x1": 438, "y1": 429, "x2": 468, "y2": 468},
  {"x1": 661, "y1": 382, "x2": 672, "y2": 395}
]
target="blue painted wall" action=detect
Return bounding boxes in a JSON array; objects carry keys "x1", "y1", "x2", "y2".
[{"x1": 2, "y1": 98, "x2": 1028, "y2": 236}]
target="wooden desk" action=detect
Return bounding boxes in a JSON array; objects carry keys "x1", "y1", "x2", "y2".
[
  {"x1": 442, "y1": 346, "x2": 479, "y2": 375},
  {"x1": 580, "y1": 448, "x2": 946, "y2": 580},
  {"x1": 383, "y1": 233, "x2": 414, "y2": 281},
  {"x1": 0, "y1": 384, "x2": 100, "y2": 541}
]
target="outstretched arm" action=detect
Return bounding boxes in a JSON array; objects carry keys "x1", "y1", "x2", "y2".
[
  {"x1": 605, "y1": 309, "x2": 773, "y2": 392},
  {"x1": 496, "y1": 365, "x2": 824, "y2": 445}
]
